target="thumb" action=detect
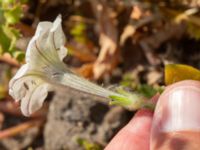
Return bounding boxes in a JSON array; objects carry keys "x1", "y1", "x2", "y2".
[
  {"x1": 105, "y1": 109, "x2": 153, "y2": 150},
  {"x1": 151, "y1": 80, "x2": 200, "y2": 150}
]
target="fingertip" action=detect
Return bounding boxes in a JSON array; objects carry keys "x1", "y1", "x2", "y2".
[
  {"x1": 132, "y1": 109, "x2": 154, "y2": 121},
  {"x1": 105, "y1": 109, "x2": 153, "y2": 150}
]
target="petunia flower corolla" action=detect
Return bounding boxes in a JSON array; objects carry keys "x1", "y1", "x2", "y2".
[{"x1": 9, "y1": 15, "x2": 68, "y2": 116}]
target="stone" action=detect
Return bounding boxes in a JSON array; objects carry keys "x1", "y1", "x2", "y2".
[{"x1": 44, "y1": 88, "x2": 131, "y2": 150}]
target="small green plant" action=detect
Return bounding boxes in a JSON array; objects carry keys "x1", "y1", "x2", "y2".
[
  {"x1": 77, "y1": 138, "x2": 102, "y2": 150},
  {"x1": 120, "y1": 73, "x2": 163, "y2": 98},
  {"x1": 0, "y1": 0, "x2": 27, "y2": 61},
  {"x1": 70, "y1": 22, "x2": 87, "y2": 43},
  {"x1": 136, "y1": 84, "x2": 163, "y2": 99}
]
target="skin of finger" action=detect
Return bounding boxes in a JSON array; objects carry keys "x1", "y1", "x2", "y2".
[{"x1": 105, "y1": 109, "x2": 153, "y2": 150}]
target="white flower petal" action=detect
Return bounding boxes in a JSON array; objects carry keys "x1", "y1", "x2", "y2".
[
  {"x1": 21, "y1": 91, "x2": 31, "y2": 116},
  {"x1": 9, "y1": 64, "x2": 29, "y2": 101},
  {"x1": 51, "y1": 14, "x2": 61, "y2": 32},
  {"x1": 21, "y1": 83, "x2": 49, "y2": 116},
  {"x1": 58, "y1": 45, "x2": 67, "y2": 60},
  {"x1": 10, "y1": 80, "x2": 26, "y2": 101},
  {"x1": 10, "y1": 64, "x2": 29, "y2": 81},
  {"x1": 50, "y1": 15, "x2": 66, "y2": 50},
  {"x1": 29, "y1": 83, "x2": 49, "y2": 115},
  {"x1": 26, "y1": 22, "x2": 53, "y2": 63},
  {"x1": 26, "y1": 15, "x2": 67, "y2": 67},
  {"x1": 9, "y1": 68, "x2": 51, "y2": 116}
]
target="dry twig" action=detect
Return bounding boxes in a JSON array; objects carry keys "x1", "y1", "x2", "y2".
[{"x1": 0, "y1": 119, "x2": 43, "y2": 139}]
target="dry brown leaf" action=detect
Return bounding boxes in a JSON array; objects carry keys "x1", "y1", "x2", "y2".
[
  {"x1": 67, "y1": 43, "x2": 97, "y2": 62},
  {"x1": 120, "y1": 25, "x2": 136, "y2": 46},
  {"x1": 73, "y1": 63, "x2": 94, "y2": 78},
  {"x1": 120, "y1": 6, "x2": 158, "y2": 46},
  {"x1": 130, "y1": 5, "x2": 143, "y2": 20},
  {"x1": 0, "y1": 112, "x2": 4, "y2": 130},
  {"x1": 172, "y1": 0, "x2": 200, "y2": 7},
  {"x1": 0, "y1": 119, "x2": 43, "y2": 139},
  {"x1": 91, "y1": 0, "x2": 119, "y2": 79},
  {"x1": 94, "y1": 33, "x2": 119, "y2": 79},
  {"x1": 146, "y1": 70, "x2": 162, "y2": 85}
]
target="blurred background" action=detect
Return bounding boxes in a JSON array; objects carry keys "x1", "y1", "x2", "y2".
[{"x1": 0, "y1": 0, "x2": 200, "y2": 149}]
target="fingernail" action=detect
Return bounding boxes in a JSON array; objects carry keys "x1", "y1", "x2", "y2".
[
  {"x1": 153, "y1": 80, "x2": 200, "y2": 132},
  {"x1": 151, "y1": 80, "x2": 200, "y2": 150}
]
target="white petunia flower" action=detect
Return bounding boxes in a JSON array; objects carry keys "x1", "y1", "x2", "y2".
[
  {"x1": 9, "y1": 15, "x2": 147, "y2": 117},
  {"x1": 9, "y1": 64, "x2": 50, "y2": 116},
  {"x1": 9, "y1": 15, "x2": 68, "y2": 116}
]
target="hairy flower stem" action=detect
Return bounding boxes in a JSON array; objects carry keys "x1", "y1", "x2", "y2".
[{"x1": 55, "y1": 71, "x2": 155, "y2": 110}]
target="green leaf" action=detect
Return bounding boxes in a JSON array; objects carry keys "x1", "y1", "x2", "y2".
[
  {"x1": 120, "y1": 73, "x2": 163, "y2": 98},
  {"x1": 70, "y1": 22, "x2": 86, "y2": 36},
  {"x1": 2, "y1": 0, "x2": 15, "y2": 4},
  {"x1": 20, "y1": 0, "x2": 28, "y2": 3},
  {"x1": 0, "y1": 8, "x2": 5, "y2": 24},
  {"x1": 136, "y1": 84, "x2": 162, "y2": 98},
  {"x1": 0, "y1": 85, "x2": 6, "y2": 100},
  {"x1": 4, "y1": 5, "x2": 22, "y2": 24},
  {"x1": 0, "y1": 0, "x2": 26, "y2": 62},
  {"x1": 0, "y1": 25, "x2": 11, "y2": 53},
  {"x1": 0, "y1": 23, "x2": 21, "y2": 53},
  {"x1": 77, "y1": 138, "x2": 102, "y2": 150},
  {"x1": 70, "y1": 22, "x2": 87, "y2": 43},
  {"x1": 187, "y1": 22, "x2": 200, "y2": 40},
  {"x1": 13, "y1": 50, "x2": 25, "y2": 62}
]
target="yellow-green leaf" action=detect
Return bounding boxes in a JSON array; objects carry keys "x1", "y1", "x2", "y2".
[{"x1": 165, "y1": 64, "x2": 200, "y2": 85}]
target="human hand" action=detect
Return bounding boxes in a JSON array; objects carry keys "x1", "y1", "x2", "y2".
[{"x1": 105, "y1": 80, "x2": 200, "y2": 150}]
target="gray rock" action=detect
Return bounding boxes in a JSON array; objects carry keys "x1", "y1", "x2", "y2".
[{"x1": 44, "y1": 88, "x2": 131, "y2": 150}]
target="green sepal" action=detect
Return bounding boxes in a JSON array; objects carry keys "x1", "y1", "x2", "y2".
[{"x1": 109, "y1": 95, "x2": 132, "y2": 107}]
